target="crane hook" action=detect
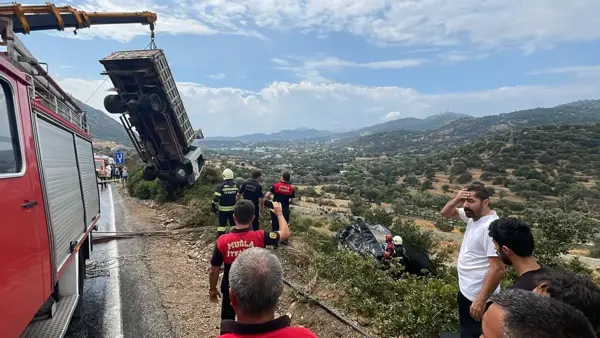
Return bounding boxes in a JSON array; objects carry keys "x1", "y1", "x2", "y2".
[{"x1": 146, "y1": 23, "x2": 157, "y2": 50}]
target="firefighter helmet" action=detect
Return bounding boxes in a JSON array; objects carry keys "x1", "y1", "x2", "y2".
[
  {"x1": 222, "y1": 168, "x2": 234, "y2": 180},
  {"x1": 385, "y1": 234, "x2": 393, "y2": 243},
  {"x1": 393, "y1": 235, "x2": 403, "y2": 246}
]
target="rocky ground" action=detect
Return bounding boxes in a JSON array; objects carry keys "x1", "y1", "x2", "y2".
[{"x1": 117, "y1": 186, "x2": 372, "y2": 338}]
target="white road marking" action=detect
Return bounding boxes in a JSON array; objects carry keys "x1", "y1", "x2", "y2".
[{"x1": 103, "y1": 184, "x2": 124, "y2": 337}]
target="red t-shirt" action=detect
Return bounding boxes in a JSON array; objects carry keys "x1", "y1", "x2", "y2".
[
  {"x1": 211, "y1": 228, "x2": 281, "y2": 290},
  {"x1": 218, "y1": 316, "x2": 318, "y2": 338}
]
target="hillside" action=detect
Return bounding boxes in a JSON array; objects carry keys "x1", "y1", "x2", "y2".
[
  {"x1": 355, "y1": 112, "x2": 470, "y2": 134},
  {"x1": 395, "y1": 123, "x2": 600, "y2": 204},
  {"x1": 73, "y1": 98, "x2": 132, "y2": 146},
  {"x1": 350, "y1": 99, "x2": 600, "y2": 156}
]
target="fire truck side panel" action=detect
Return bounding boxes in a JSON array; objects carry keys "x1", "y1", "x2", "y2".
[
  {"x1": 75, "y1": 136, "x2": 100, "y2": 227},
  {"x1": 0, "y1": 73, "x2": 46, "y2": 338},
  {"x1": 34, "y1": 115, "x2": 87, "y2": 272}
]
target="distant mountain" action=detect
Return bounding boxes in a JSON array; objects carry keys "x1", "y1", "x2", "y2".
[
  {"x1": 349, "y1": 99, "x2": 600, "y2": 156},
  {"x1": 208, "y1": 112, "x2": 468, "y2": 142},
  {"x1": 72, "y1": 98, "x2": 132, "y2": 146},
  {"x1": 208, "y1": 128, "x2": 333, "y2": 142},
  {"x1": 356, "y1": 112, "x2": 471, "y2": 134}
]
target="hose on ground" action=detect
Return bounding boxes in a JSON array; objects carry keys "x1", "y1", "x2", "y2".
[{"x1": 282, "y1": 278, "x2": 374, "y2": 338}]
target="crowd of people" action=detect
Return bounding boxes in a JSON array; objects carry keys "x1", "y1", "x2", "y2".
[
  {"x1": 441, "y1": 182, "x2": 600, "y2": 338},
  {"x1": 205, "y1": 170, "x2": 599, "y2": 338}
]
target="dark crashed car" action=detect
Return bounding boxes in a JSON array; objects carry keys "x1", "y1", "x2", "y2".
[{"x1": 336, "y1": 221, "x2": 437, "y2": 276}]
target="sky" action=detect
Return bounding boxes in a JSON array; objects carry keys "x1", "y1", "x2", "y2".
[{"x1": 17, "y1": 0, "x2": 600, "y2": 137}]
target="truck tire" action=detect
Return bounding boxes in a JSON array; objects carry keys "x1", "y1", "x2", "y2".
[
  {"x1": 141, "y1": 92, "x2": 167, "y2": 114},
  {"x1": 104, "y1": 94, "x2": 126, "y2": 115},
  {"x1": 143, "y1": 166, "x2": 158, "y2": 181},
  {"x1": 173, "y1": 165, "x2": 188, "y2": 184}
]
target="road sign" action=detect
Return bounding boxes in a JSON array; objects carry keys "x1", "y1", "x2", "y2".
[{"x1": 114, "y1": 151, "x2": 124, "y2": 165}]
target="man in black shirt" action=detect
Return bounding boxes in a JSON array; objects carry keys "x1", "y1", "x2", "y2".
[
  {"x1": 488, "y1": 217, "x2": 552, "y2": 290},
  {"x1": 237, "y1": 170, "x2": 264, "y2": 231}
]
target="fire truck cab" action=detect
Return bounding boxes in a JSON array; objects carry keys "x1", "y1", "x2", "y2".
[{"x1": 0, "y1": 17, "x2": 99, "y2": 338}]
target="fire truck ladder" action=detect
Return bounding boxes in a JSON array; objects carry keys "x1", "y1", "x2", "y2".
[{"x1": 0, "y1": 2, "x2": 157, "y2": 133}]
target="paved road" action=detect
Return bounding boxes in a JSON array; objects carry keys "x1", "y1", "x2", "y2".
[{"x1": 66, "y1": 184, "x2": 174, "y2": 338}]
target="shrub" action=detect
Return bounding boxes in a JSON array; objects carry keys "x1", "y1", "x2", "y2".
[{"x1": 435, "y1": 220, "x2": 454, "y2": 232}]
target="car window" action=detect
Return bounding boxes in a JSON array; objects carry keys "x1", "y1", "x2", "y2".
[{"x1": 0, "y1": 81, "x2": 21, "y2": 175}]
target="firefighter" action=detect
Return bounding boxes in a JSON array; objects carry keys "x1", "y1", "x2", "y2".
[
  {"x1": 212, "y1": 168, "x2": 239, "y2": 238},
  {"x1": 208, "y1": 199, "x2": 291, "y2": 333},
  {"x1": 237, "y1": 170, "x2": 264, "y2": 231},
  {"x1": 264, "y1": 172, "x2": 295, "y2": 238},
  {"x1": 383, "y1": 234, "x2": 395, "y2": 260}
]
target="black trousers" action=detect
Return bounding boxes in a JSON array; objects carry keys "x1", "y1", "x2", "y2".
[
  {"x1": 270, "y1": 208, "x2": 290, "y2": 232},
  {"x1": 458, "y1": 292, "x2": 482, "y2": 338},
  {"x1": 220, "y1": 285, "x2": 235, "y2": 334},
  {"x1": 252, "y1": 206, "x2": 260, "y2": 231},
  {"x1": 218, "y1": 211, "x2": 235, "y2": 227}
]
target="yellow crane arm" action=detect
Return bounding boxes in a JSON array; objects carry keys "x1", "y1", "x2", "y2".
[{"x1": 0, "y1": 2, "x2": 157, "y2": 34}]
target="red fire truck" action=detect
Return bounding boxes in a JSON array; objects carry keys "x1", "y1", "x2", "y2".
[{"x1": 0, "y1": 3, "x2": 157, "y2": 337}]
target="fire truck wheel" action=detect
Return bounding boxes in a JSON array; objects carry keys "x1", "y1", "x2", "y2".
[
  {"x1": 143, "y1": 166, "x2": 158, "y2": 181},
  {"x1": 104, "y1": 94, "x2": 126, "y2": 114}
]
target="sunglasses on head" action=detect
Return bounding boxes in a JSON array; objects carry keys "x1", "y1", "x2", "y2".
[{"x1": 484, "y1": 300, "x2": 494, "y2": 313}]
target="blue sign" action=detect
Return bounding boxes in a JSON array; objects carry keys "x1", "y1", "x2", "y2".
[{"x1": 114, "y1": 151, "x2": 125, "y2": 165}]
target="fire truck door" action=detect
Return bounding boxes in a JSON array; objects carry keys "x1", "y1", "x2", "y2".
[{"x1": 0, "y1": 77, "x2": 44, "y2": 336}]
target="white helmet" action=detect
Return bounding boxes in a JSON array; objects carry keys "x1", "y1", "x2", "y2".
[
  {"x1": 393, "y1": 235, "x2": 403, "y2": 246},
  {"x1": 222, "y1": 168, "x2": 234, "y2": 180}
]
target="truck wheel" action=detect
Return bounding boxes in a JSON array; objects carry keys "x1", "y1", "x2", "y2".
[
  {"x1": 173, "y1": 165, "x2": 188, "y2": 184},
  {"x1": 143, "y1": 166, "x2": 158, "y2": 181},
  {"x1": 148, "y1": 93, "x2": 167, "y2": 114},
  {"x1": 104, "y1": 95, "x2": 126, "y2": 114}
]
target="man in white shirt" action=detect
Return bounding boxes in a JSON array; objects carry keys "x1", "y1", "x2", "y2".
[{"x1": 440, "y1": 182, "x2": 505, "y2": 338}]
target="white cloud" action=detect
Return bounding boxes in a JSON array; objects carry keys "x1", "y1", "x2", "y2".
[
  {"x1": 48, "y1": 0, "x2": 600, "y2": 51},
  {"x1": 56, "y1": 76, "x2": 600, "y2": 138},
  {"x1": 438, "y1": 51, "x2": 491, "y2": 63},
  {"x1": 527, "y1": 65, "x2": 600, "y2": 78},
  {"x1": 207, "y1": 73, "x2": 226, "y2": 80},
  {"x1": 302, "y1": 57, "x2": 425, "y2": 70},
  {"x1": 384, "y1": 111, "x2": 401, "y2": 121},
  {"x1": 271, "y1": 56, "x2": 424, "y2": 83}
]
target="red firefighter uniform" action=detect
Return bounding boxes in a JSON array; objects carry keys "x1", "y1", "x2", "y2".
[
  {"x1": 210, "y1": 228, "x2": 281, "y2": 322},
  {"x1": 269, "y1": 181, "x2": 295, "y2": 232}
]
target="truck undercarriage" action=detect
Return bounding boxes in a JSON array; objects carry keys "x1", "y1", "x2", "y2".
[{"x1": 100, "y1": 49, "x2": 205, "y2": 187}]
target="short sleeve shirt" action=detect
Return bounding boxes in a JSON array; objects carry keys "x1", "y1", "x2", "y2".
[{"x1": 457, "y1": 208, "x2": 500, "y2": 301}]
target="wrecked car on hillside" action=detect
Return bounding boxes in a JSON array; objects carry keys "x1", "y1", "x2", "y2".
[{"x1": 336, "y1": 220, "x2": 437, "y2": 276}]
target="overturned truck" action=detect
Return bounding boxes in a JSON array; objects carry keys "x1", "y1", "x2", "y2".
[
  {"x1": 100, "y1": 49, "x2": 205, "y2": 186},
  {"x1": 336, "y1": 221, "x2": 437, "y2": 276}
]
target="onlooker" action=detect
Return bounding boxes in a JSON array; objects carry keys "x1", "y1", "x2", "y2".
[
  {"x1": 121, "y1": 167, "x2": 129, "y2": 187},
  {"x1": 481, "y1": 289, "x2": 596, "y2": 338},
  {"x1": 440, "y1": 182, "x2": 505, "y2": 338},
  {"x1": 533, "y1": 270, "x2": 600, "y2": 335},
  {"x1": 265, "y1": 172, "x2": 295, "y2": 238},
  {"x1": 209, "y1": 200, "x2": 291, "y2": 334},
  {"x1": 218, "y1": 247, "x2": 318, "y2": 337},
  {"x1": 237, "y1": 170, "x2": 264, "y2": 231},
  {"x1": 487, "y1": 217, "x2": 552, "y2": 290}
]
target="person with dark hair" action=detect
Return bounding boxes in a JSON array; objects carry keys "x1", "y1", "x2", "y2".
[
  {"x1": 482, "y1": 289, "x2": 596, "y2": 338},
  {"x1": 532, "y1": 270, "x2": 600, "y2": 335},
  {"x1": 218, "y1": 247, "x2": 318, "y2": 337},
  {"x1": 209, "y1": 199, "x2": 291, "y2": 333},
  {"x1": 265, "y1": 172, "x2": 295, "y2": 238},
  {"x1": 237, "y1": 171, "x2": 264, "y2": 231},
  {"x1": 488, "y1": 217, "x2": 552, "y2": 290},
  {"x1": 441, "y1": 182, "x2": 505, "y2": 338}
]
